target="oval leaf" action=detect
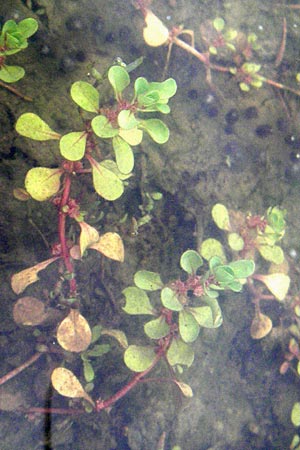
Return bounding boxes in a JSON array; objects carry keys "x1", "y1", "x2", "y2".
[
  {"x1": 101, "y1": 329, "x2": 128, "y2": 349},
  {"x1": 59, "y1": 132, "x2": 87, "y2": 161},
  {"x1": 108, "y1": 65, "x2": 130, "y2": 96},
  {"x1": 122, "y1": 286, "x2": 155, "y2": 315},
  {"x1": 91, "y1": 115, "x2": 119, "y2": 138},
  {"x1": 188, "y1": 305, "x2": 223, "y2": 328},
  {"x1": 89, "y1": 157, "x2": 124, "y2": 201},
  {"x1": 134, "y1": 270, "x2": 163, "y2": 291},
  {"x1": 140, "y1": 119, "x2": 169, "y2": 144},
  {"x1": 161, "y1": 287, "x2": 183, "y2": 311},
  {"x1": 166, "y1": 338, "x2": 194, "y2": 367},
  {"x1": 13, "y1": 296, "x2": 47, "y2": 326},
  {"x1": 292, "y1": 403, "x2": 300, "y2": 427},
  {"x1": 180, "y1": 250, "x2": 203, "y2": 274},
  {"x1": 119, "y1": 127, "x2": 143, "y2": 145},
  {"x1": 143, "y1": 10, "x2": 169, "y2": 47},
  {"x1": 16, "y1": 113, "x2": 60, "y2": 140},
  {"x1": 173, "y1": 380, "x2": 193, "y2": 398},
  {"x1": 179, "y1": 310, "x2": 200, "y2": 343},
  {"x1": 112, "y1": 136, "x2": 134, "y2": 174},
  {"x1": 57, "y1": 309, "x2": 92, "y2": 352},
  {"x1": 250, "y1": 312, "x2": 272, "y2": 339},
  {"x1": 200, "y1": 238, "x2": 227, "y2": 263},
  {"x1": 144, "y1": 316, "x2": 170, "y2": 339},
  {"x1": 90, "y1": 232, "x2": 124, "y2": 262},
  {"x1": 70, "y1": 81, "x2": 99, "y2": 112},
  {"x1": 51, "y1": 367, "x2": 94, "y2": 406},
  {"x1": 124, "y1": 345, "x2": 156, "y2": 372},
  {"x1": 25, "y1": 167, "x2": 63, "y2": 201},
  {"x1": 0, "y1": 65, "x2": 24, "y2": 83},
  {"x1": 256, "y1": 273, "x2": 290, "y2": 301},
  {"x1": 212, "y1": 203, "x2": 231, "y2": 231}
]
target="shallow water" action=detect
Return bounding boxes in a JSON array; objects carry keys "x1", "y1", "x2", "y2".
[{"x1": 1, "y1": 1, "x2": 300, "y2": 449}]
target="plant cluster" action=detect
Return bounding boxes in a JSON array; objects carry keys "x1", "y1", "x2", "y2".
[
  {"x1": 0, "y1": 17, "x2": 38, "y2": 83},
  {"x1": 199, "y1": 204, "x2": 290, "y2": 339},
  {"x1": 135, "y1": 1, "x2": 300, "y2": 97}
]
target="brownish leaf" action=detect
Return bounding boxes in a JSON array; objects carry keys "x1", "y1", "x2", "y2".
[
  {"x1": 79, "y1": 222, "x2": 100, "y2": 257},
  {"x1": 250, "y1": 312, "x2": 272, "y2": 339},
  {"x1": 13, "y1": 296, "x2": 47, "y2": 326},
  {"x1": 57, "y1": 309, "x2": 92, "y2": 353},
  {"x1": 90, "y1": 232, "x2": 124, "y2": 262},
  {"x1": 51, "y1": 367, "x2": 95, "y2": 407},
  {"x1": 11, "y1": 257, "x2": 60, "y2": 294}
]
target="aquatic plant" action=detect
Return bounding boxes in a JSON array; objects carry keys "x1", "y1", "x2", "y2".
[
  {"x1": 133, "y1": 1, "x2": 300, "y2": 97},
  {"x1": 0, "y1": 17, "x2": 38, "y2": 100},
  {"x1": 200, "y1": 204, "x2": 290, "y2": 339}
]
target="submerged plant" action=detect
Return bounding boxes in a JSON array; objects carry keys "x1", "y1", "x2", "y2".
[
  {"x1": 0, "y1": 17, "x2": 38, "y2": 83},
  {"x1": 200, "y1": 204, "x2": 290, "y2": 339}
]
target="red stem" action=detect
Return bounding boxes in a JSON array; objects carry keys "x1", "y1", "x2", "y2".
[
  {"x1": 0, "y1": 352, "x2": 43, "y2": 386},
  {"x1": 95, "y1": 343, "x2": 168, "y2": 411},
  {"x1": 58, "y1": 173, "x2": 77, "y2": 295}
]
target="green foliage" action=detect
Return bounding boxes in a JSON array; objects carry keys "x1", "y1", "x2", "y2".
[
  {"x1": 0, "y1": 18, "x2": 38, "y2": 83},
  {"x1": 122, "y1": 249, "x2": 253, "y2": 372},
  {"x1": 16, "y1": 64, "x2": 176, "y2": 203}
]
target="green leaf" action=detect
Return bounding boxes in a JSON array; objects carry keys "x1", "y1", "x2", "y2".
[
  {"x1": 108, "y1": 65, "x2": 130, "y2": 97},
  {"x1": 59, "y1": 132, "x2": 87, "y2": 161},
  {"x1": 134, "y1": 77, "x2": 149, "y2": 96},
  {"x1": 200, "y1": 238, "x2": 227, "y2": 263},
  {"x1": 257, "y1": 244, "x2": 284, "y2": 264},
  {"x1": 179, "y1": 310, "x2": 199, "y2": 343},
  {"x1": 228, "y1": 232, "x2": 244, "y2": 251},
  {"x1": 0, "y1": 65, "x2": 24, "y2": 82},
  {"x1": 89, "y1": 157, "x2": 124, "y2": 201},
  {"x1": 124, "y1": 345, "x2": 156, "y2": 372},
  {"x1": 144, "y1": 316, "x2": 170, "y2": 339},
  {"x1": 212, "y1": 203, "x2": 231, "y2": 231},
  {"x1": 292, "y1": 403, "x2": 300, "y2": 427},
  {"x1": 180, "y1": 250, "x2": 203, "y2": 274},
  {"x1": 213, "y1": 17, "x2": 225, "y2": 32},
  {"x1": 91, "y1": 325, "x2": 102, "y2": 343},
  {"x1": 112, "y1": 136, "x2": 134, "y2": 174},
  {"x1": 17, "y1": 18, "x2": 38, "y2": 39},
  {"x1": 228, "y1": 260, "x2": 255, "y2": 278},
  {"x1": 25, "y1": 167, "x2": 63, "y2": 201},
  {"x1": 188, "y1": 302, "x2": 222, "y2": 328},
  {"x1": 161, "y1": 287, "x2": 183, "y2": 311},
  {"x1": 149, "y1": 78, "x2": 177, "y2": 100},
  {"x1": 100, "y1": 159, "x2": 132, "y2": 180},
  {"x1": 91, "y1": 115, "x2": 119, "y2": 138},
  {"x1": 86, "y1": 344, "x2": 110, "y2": 357},
  {"x1": 134, "y1": 270, "x2": 163, "y2": 291},
  {"x1": 16, "y1": 113, "x2": 61, "y2": 141},
  {"x1": 139, "y1": 119, "x2": 169, "y2": 144},
  {"x1": 166, "y1": 337, "x2": 194, "y2": 367},
  {"x1": 70, "y1": 81, "x2": 100, "y2": 113},
  {"x1": 214, "y1": 265, "x2": 235, "y2": 284},
  {"x1": 117, "y1": 110, "x2": 139, "y2": 130},
  {"x1": 122, "y1": 286, "x2": 155, "y2": 315},
  {"x1": 83, "y1": 359, "x2": 95, "y2": 383}
]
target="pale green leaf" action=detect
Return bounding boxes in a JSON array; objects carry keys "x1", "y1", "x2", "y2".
[
  {"x1": 212, "y1": 204, "x2": 231, "y2": 231},
  {"x1": 124, "y1": 345, "x2": 156, "y2": 372},
  {"x1": 134, "y1": 270, "x2": 163, "y2": 291},
  {"x1": 179, "y1": 310, "x2": 199, "y2": 343},
  {"x1": 70, "y1": 81, "x2": 99, "y2": 112},
  {"x1": 144, "y1": 316, "x2": 170, "y2": 339},
  {"x1": 0, "y1": 65, "x2": 24, "y2": 82},
  {"x1": 166, "y1": 338, "x2": 194, "y2": 367},
  {"x1": 25, "y1": 167, "x2": 62, "y2": 201},
  {"x1": 59, "y1": 132, "x2": 87, "y2": 161},
  {"x1": 16, "y1": 113, "x2": 60, "y2": 141},
  {"x1": 292, "y1": 403, "x2": 300, "y2": 427},
  {"x1": 161, "y1": 287, "x2": 183, "y2": 311},
  {"x1": 180, "y1": 250, "x2": 203, "y2": 274},
  {"x1": 122, "y1": 286, "x2": 155, "y2": 315},
  {"x1": 112, "y1": 136, "x2": 134, "y2": 174},
  {"x1": 89, "y1": 157, "x2": 124, "y2": 200}
]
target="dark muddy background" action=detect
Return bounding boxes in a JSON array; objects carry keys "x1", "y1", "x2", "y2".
[{"x1": 1, "y1": 0, "x2": 300, "y2": 449}]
